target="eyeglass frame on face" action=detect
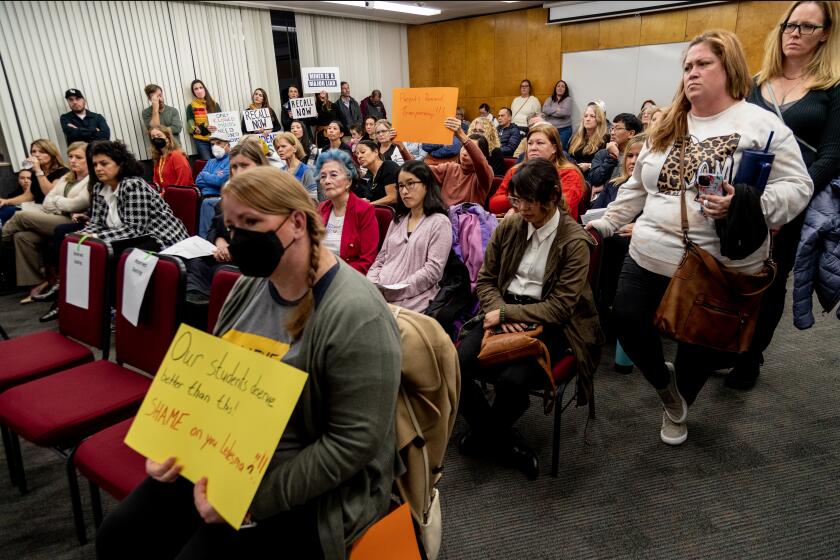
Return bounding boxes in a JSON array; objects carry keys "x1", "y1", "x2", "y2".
[
  {"x1": 507, "y1": 195, "x2": 536, "y2": 209},
  {"x1": 611, "y1": 125, "x2": 628, "y2": 133},
  {"x1": 780, "y1": 22, "x2": 824, "y2": 35},
  {"x1": 397, "y1": 179, "x2": 424, "y2": 192}
]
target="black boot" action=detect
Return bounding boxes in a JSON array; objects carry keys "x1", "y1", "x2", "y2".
[
  {"x1": 725, "y1": 353, "x2": 761, "y2": 390},
  {"x1": 499, "y1": 430, "x2": 539, "y2": 481}
]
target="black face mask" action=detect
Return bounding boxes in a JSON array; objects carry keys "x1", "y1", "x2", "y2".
[
  {"x1": 228, "y1": 215, "x2": 295, "y2": 277},
  {"x1": 151, "y1": 138, "x2": 167, "y2": 150}
]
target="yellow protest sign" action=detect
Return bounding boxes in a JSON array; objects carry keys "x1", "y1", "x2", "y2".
[
  {"x1": 124, "y1": 324, "x2": 308, "y2": 529},
  {"x1": 390, "y1": 87, "x2": 458, "y2": 144}
]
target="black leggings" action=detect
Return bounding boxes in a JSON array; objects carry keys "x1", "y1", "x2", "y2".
[
  {"x1": 96, "y1": 477, "x2": 322, "y2": 560},
  {"x1": 612, "y1": 256, "x2": 734, "y2": 406}
]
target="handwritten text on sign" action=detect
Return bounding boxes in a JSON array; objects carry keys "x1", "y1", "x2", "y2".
[
  {"x1": 207, "y1": 111, "x2": 241, "y2": 143},
  {"x1": 243, "y1": 108, "x2": 271, "y2": 132},
  {"x1": 302, "y1": 66, "x2": 341, "y2": 94},
  {"x1": 289, "y1": 97, "x2": 317, "y2": 120},
  {"x1": 124, "y1": 325, "x2": 308, "y2": 529},
  {"x1": 390, "y1": 87, "x2": 458, "y2": 144}
]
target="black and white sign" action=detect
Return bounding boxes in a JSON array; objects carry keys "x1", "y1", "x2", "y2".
[
  {"x1": 243, "y1": 108, "x2": 272, "y2": 132},
  {"x1": 289, "y1": 97, "x2": 317, "y2": 119},
  {"x1": 301, "y1": 66, "x2": 341, "y2": 94}
]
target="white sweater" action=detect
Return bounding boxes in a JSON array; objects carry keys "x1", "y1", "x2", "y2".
[
  {"x1": 510, "y1": 96, "x2": 541, "y2": 128},
  {"x1": 41, "y1": 175, "x2": 90, "y2": 215},
  {"x1": 588, "y1": 100, "x2": 813, "y2": 277}
]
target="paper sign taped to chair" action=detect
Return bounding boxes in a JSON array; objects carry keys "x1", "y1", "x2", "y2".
[
  {"x1": 289, "y1": 97, "x2": 317, "y2": 120},
  {"x1": 391, "y1": 88, "x2": 458, "y2": 144},
  {"x1": 350, "y1": 503, "x2": 422, "y2": 560},
  {"x1": 243, "y1": 108, "x2": 271, "y2": 132},
  {"x1": 301, "y1": 66, "x2": 341, "y2": 94},
  {"x1": 121, "y1": 249, "x2": 159, "y2": 327},
  {"x1": 124, "y1": 324, "x2": 308, "y2": 529},
  {"x1": 65, "y1": 242, "x2": 90, "y2": 310}
]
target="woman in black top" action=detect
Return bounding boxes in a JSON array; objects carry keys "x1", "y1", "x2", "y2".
[
  {"x1": 734, "y1": 0, "x2": 840, "y2": 390},
  {"x1": 1, "y1": 139, "x2": 68, "y2": 208},
  {"x1": 315, "y1": 91, "x2": 339, "y2": 148},
  {"x1": 242, "y1": 88, "x2": 282, "y2": 135},
  {"x1": 355, "y1": 140, "x2": 399, "y2": 206}
]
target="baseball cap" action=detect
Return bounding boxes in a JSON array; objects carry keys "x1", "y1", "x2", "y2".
[
  {"x1": 209, "y1": 131, "x2": 230, "y2": 142},
  {"x1": 65, "y1": 89, "x2": 84, "y2": 99}
]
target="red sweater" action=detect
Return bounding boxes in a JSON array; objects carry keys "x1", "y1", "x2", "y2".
[
  {"x1": 319, "y1": 192, "x2": 379, "y2": 275},
  {"x1": 153, "y1": 150, "x2": 194, "y2": 191},
  {"x1": 429, "y1": 139, "x2": 493, "y2": 207},
  {"x1": 488, "y1": 164, "x2": 584, "y2": 221}
]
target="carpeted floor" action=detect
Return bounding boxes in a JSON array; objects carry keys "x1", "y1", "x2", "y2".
[{"x1": 1, "y1": 285, "x2": 838, "y2": 559}]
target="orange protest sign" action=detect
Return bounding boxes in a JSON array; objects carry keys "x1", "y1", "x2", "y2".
[
  {"x1": 350, "y1": 504, "x2": 422, "y2": 560},
  {"x1": 391, "y1": 87, "x2": 458, "y2": 145}
]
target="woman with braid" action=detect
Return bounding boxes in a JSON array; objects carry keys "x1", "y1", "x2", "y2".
[{"x1": 96, "y1": 166, "x2": 402, "y2": 559}]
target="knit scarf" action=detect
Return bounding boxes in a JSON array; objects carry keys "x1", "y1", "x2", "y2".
[{"x1": 192, "y1": 98, "x2": 209, "y2": 141}]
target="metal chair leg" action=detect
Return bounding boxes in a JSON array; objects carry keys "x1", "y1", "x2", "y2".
[
  {"x1": 90, "y1": 481, "x2": 104, "y2": 528},
  {"x1": 551, "y1": 384, "x2": 568, "y2": 478},
  {"x1": 0, "y1": 322, "x2": 9, "y2": 340},
  {"x1": 66, "y1": 453, "x2": 87, "y2": 545},
  {"x1": 1, "y1": 424, "x2": 20, "y2": 487},
  {"x1": 8, "y1": 430, "x2": 26, "y2": 493}
]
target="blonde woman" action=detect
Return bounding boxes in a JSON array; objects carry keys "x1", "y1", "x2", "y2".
[
  {"x1": 639, "y1": 105, "x2": 658, "y2": 131},
  {"x1": 150, "y1": 125, "x2": 193, "y2": 192},
  {"x1": 468, "y1": 116, "x2": 506, "y2": 175},
  {"x1": 568, "y1": 103, "x2": 608, "y2": 178},
  {"x1": 373, "y1": 118, "x2": 410, "y2": 165},
  {"x1": 273, "y1": 132, "x2": 317, "y2": 199},
  {"x1": 587, "y1": 31, "x2": 812, "y2": 446},
  {"x1": 731, "y1": 0, "x2": 840, "y2": 390},
  {"x1": 97, "y1": 166, "x2": 402, "y2": 559}
]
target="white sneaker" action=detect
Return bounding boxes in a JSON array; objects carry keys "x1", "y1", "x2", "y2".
[
  {"x1": 657, "y1": 361, "x2": 688, "y2": 424},
  {"x1": 660, "y1": 411, "x2": 688, "y2": 446}
]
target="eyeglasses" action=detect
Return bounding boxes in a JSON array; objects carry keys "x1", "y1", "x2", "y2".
[
  {"x1": 780, "y1": 22, "x2": 824, "y2": 35},
  {"x1": 507, "y1": 195, "x2": 536, "y2": 209},
  {"x1": 397, "y1": 180, "x2": 423, "y2": 192},
  {"x1": 612, "y1": 126, "x2": 627, "y2": 132}
]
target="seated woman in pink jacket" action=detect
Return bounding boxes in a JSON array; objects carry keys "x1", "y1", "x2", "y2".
[
  {"x1": 367, "y1": 160, "x2": 452, "y2": 312},
  {"x1": 316, "y1": 149, "x2": 379, "y2": 275}
]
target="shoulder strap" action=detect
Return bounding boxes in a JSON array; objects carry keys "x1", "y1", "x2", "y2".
[
  {"x1": 765, "y1": 84, "x2": 818, "y2": 153},
  {"x1": 679, "y1": 139, "x2": 690, "y2": 245}
]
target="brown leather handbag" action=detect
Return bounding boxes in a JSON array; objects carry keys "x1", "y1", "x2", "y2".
[
  {"x1": 477, "y1": 325, "x2": 558, "y2": 413},
  {"x1": 653, "y1": 140, "x2": 776, "y2": 354}
]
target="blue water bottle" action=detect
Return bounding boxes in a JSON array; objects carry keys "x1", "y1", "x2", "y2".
[{"x1": 614, "y1": 340, "x2": 633, "y2": 374}]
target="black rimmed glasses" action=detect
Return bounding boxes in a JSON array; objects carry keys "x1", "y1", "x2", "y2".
[
  {"x1": 780, "y1": 22, "x2": 824, "y2": 35},
  {"x1": 397, "y1": 180, "x2": 424, "y2": 192}
]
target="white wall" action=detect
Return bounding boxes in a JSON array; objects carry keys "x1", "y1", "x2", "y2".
[
  {"x1": 295, "y1": 12, "x2": 410, "y2": 116},
  {"x1": 562, "y1": 42, "x2": 689, "y2": 125},
  {"x1": 0, "y1": 1, "x2": 279, "y2": 169}
]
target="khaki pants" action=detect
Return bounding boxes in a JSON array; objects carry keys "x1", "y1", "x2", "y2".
[{"x1": 1, "y1": 211, "x2": 71, "y2": 286}]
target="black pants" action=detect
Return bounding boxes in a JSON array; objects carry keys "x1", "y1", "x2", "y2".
[
  {"x1": 458, "y1": 305, "x2": 568, "y2": 437},
  {"x1": 613, "y1": 256, "x2": 734, "y2": 406},
  {"x1": 96, "y1": 477, "x2": 323, "y2": 560},
  {"x1": 185, "y1": 255, "x2": 226, "y2": 297},
  {"x1": 742, "y1": 213, "x2": 805, "y2": 365},
  {"x1": 49, "y1": 222, "x2": 86, "y2": 267}
]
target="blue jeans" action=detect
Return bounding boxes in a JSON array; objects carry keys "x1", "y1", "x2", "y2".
[
  {"x1": 0, "y1": 206, "x2": 19, "y2": 226},
  {"x1": 194, "y1": 139, "x2": 212, "y2": 161},
  {"x1": 198, "y1": 197, "x2": 220, "y2": 240},
  {"x1": 558, "y1": 126, "x2": 573, "y2": 151}
]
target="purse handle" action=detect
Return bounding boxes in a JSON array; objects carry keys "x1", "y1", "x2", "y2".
[{"x1": 678, "y1": 139, "x2": 691, "y2": 245}]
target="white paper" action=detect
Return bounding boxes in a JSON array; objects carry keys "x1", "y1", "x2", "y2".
[
  {"x1": 159, "y1": 236, "x2": 218, "y2": 259},
  {"x1": 243, "y1": 108, "x2": 271, "y2": 132},
  {"x1": 65, "y1": 242, "x2": 91, "y2": 310},
  {"x1": 121, "y1": 249, "x2": 159, "y2": 327},
  {"x1": 207, "y1": 111, "x2": 241, "y2": 143},
  {"x1": 383, "y1": 283, "x2": 409, "y2": 290},
  {"x1": 581, "y1": 207, "x2": 607, "y2": 225},
  {"x1": 289, "y1": 97, "x2": 317, "y2": 120},
  {"x1": 301, "y1": 67, "x2": 341, "y2": 94}
]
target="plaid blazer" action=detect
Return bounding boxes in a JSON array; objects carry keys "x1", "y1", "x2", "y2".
[{"x1": 83, "y1": 177, "x2": 188, "y2": 249}]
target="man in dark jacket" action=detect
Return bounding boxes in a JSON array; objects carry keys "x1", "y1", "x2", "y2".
[
  {"x1": 336, "y1": 81, "x2": 362, "y2": 132},
  {"x1": 59, "y1": 89, "x2": 111, "y2": 144},
  {"x1": 588, "y1": 113, "x2": 642, "y2": 187},
  {"x1": 496, "y1": 107, "x2": 521, "y2": 157},
  {"x1": 360, "y1": 89, "x2": 387, "y2": 121}
]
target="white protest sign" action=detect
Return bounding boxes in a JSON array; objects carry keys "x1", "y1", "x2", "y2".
[
  {"x1": 121, "y1": 249, "x2": 159, "y2": 327},
  {"x1": 243, "y1": 108, "x2": 272, "y2": 132},
  {"x1": 207, "y1": 111, "x2": 241, "y2": 143},
  {"x1": 302, "y1": 67, "x2": 341, "y2": 94},
  {"x1": 65, "y1": 242, "x2": 91, "y2": 310},
  {"x1": 289, "y1": 97, "x2": 317, "y2": 120}
]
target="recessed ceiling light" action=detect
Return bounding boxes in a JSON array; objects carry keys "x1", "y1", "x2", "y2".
[{"x1": 324, "y1": 1, "x2": 442, "y2": 16}]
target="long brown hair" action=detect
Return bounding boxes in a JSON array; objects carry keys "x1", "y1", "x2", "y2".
[
  {"x1": 756, "y1": 1, "x2": 840, "y2": 90},
  {"x1": 568, "y1": 104, "x2": 607, "y2": 156},
  {"x1": 615, "y1": 134, "x2": 647, "y2": 186},
  {"x1": 251, "y1": 88, "x2": 272, "y2": 110},
  {"x1": 517, "y1": 123, "x2": 581, "y2": 213},
  {"x1": 190, "y1": 79, "x2": 220, "y2": 113},
  {"x1": 650, "y1": 30, "x2": 752, "y2": 153},
  {"x1": 222, "y1": 167, "x2": 324, "y2": 339},
  {"x1": 148, "y1": 125, "x2": 180, "y2": 160},
  {"x1": 30, "y1": 138, "x2": 65, "y2": 173}
]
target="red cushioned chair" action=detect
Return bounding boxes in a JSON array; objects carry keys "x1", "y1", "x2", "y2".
[
  {"x1": 71, "y1": 264, "x2": 242, "y2": 536},
  {"x1": 207, "y1": 266, "x2": 242, "y2": 334},
  {"x1": 0, "y1": 235, "x2": 111, "y2": 489},
  {"x1": 163, "y1": 185, "x2": 201, "y2": 236},
  {"x1": 485, "y1": 176, "x2": 503, "y2": 210},
  {"x1": 191, "y1": 159, "x2": 207, "y2": 179},
  {"x1": 0, "y1": 251, "x2": 184, "y2": 543},
  {"x1": 373, "y1": 205, "x2": 395, "y2": 252},
  {"x1": 531, "y1": 229, "x2": 602, "y2": 477},
  {"x1": 503, "y1": 157, "x2": 518, "y2": 172}
]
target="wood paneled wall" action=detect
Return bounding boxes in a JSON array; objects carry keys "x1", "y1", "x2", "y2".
[{"x1": 407, "y1": 1, "x2": 790, "y2": 120}]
